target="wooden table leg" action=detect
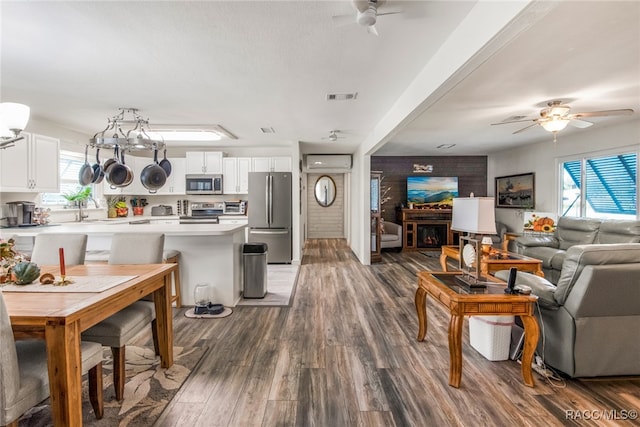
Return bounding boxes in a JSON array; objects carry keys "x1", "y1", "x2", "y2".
[
  {"x1": 519, "y1": 314, "x2": 539, "y2": 387},
  {"x1": 448, "y1": 313, "x2": 464, "y2": 388},
  {"x1": 439, "y1": 252, "x2": 449, "y2": 271},
  {"x1": 415, "y1": 286, "x2": 428, "y2": 341},
  {"x1": 153, "y1": 272, "x2": 174, "y2": 368},
  {"x1": 534, "y1": 266, "x2": 545, "y2": 278},
  {"x1": 45, "y1": 320, "x2": 83, "y2": 426}
]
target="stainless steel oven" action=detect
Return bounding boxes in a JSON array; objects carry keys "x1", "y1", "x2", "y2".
[{"x1": 185, "y1": 174, "x2": 223, "y2": 195}]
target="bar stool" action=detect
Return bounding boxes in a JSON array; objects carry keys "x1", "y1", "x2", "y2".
[{"x1": 163, "y1": 249, "x2": 182, "y2": 307}]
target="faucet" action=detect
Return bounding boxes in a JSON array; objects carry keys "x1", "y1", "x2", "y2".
[{"x1": 77, "y1": 202, "x2": 89, "y2": 222}]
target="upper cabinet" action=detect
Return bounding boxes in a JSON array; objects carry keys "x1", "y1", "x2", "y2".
[
  {"x1": 251, "y1": 156, "x2": 292, "y2": 172},
  {"x1": 222, "y1": 157, "x2": 250, "y2": 194},
  {"x1": 186, "y1": 151, "x2": 223, "y2": 174},
  {"x1": 0, "y1": 132, "x2": 59, "y2": 192}
]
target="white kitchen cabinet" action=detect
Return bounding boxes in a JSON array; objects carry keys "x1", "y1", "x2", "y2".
[
  {"x1": 251, "y1": 156, "x2": 291, "y2": 172},
  {"x1": 0, "y1": 132, "x2": 59, "y2": 192},
  {"x1": 156, "y1": 157, "x2": 186, "y2": 195},
  {"x1": 186, "y1": 151, "x2": 223, "y2": 174},
  {"x1": 222, "y1": 157, "x2": 250, "y2": 194}
]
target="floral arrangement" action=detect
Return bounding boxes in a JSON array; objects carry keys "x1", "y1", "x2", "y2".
[{"x1": 0, "y1": 238, "x2": 25, "y2": 283}]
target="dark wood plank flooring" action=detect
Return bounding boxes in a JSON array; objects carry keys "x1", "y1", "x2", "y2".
[{"x1": 143, "y1": 239, "x2": 640, "y2": 426}]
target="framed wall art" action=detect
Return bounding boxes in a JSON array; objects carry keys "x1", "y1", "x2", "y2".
[{"x1": 495, "y1": 172, "x2": 535, "y2": 209}]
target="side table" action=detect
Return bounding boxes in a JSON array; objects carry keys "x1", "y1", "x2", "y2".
[
  {"x1": 440, "y1": 245, "x2": 544, "y2": 277},
  {"x1": 415, "y1": 271, "x2": 539, "y2": 388}
]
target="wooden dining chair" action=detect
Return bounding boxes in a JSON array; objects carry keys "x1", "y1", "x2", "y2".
[
  {"x1": 0, "y1": 290, "x2": 104, "y2": 426},
  {"x1": 82, "y1": 233, "x2": 165, "y2": 401},
  {"x1": 30, "y1": 233, "x2": 88, "y2": 265}
]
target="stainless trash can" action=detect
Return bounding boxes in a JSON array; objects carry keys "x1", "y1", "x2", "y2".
[{"x1": 243, "y1": 242, "x2": 268, "y2": 298}]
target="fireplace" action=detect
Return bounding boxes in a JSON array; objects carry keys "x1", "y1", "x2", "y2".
[{"x1": 416, "y1": 223, "x2": 448, "y2": 249}]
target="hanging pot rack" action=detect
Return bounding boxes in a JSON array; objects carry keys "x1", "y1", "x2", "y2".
[{"x1": 89, "y1": 108, "x2": 165, "y2": 152}]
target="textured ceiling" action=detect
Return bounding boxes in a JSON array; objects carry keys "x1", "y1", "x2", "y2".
[{"x1": 1, "y1": 1, "x2": 638, "y2": 155}]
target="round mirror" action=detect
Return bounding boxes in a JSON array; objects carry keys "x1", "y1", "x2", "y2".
[{"x1": 314, "y1": 175, "x2": 337, "y2": 207}]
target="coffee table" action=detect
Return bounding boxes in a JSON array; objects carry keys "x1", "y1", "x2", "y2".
[
  {"x1": 415, "y1": 271, "x2": 539, "y2": 388},
  {"x1": 440, "y1": 244, "x2": 544, "y2": 277}
]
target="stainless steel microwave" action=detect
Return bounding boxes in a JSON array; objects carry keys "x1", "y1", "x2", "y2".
[{"x1": 185, "y1": 174, "x2": 223, "y2": 195}]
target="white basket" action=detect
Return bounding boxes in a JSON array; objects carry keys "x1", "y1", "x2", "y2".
[{"x1": 469, "y1": 315, "x2": 514, "y2": 361}]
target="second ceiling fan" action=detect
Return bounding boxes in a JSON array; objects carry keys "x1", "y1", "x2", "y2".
[{"x1": 492, "y1": 100, "x2": 634, "y2": 142}]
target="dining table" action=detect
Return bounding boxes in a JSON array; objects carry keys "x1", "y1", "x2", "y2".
[{"x1": 2, "y1": 263, "x2": 176, "y2": 426}]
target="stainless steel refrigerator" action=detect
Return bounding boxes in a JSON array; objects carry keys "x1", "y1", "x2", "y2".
[{"x1": 248, "y1": 172, "x2": 292, "y2": 263}]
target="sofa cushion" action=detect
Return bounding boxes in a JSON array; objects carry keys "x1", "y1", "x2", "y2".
[
  {"x1": 521, "y1": 246, "x2": 565, "y2": 269},
  {"x1": 554, "y1": 243, "x2": 640, "y2": 305},
  {"x1": 550, "y1": 251, "x2": 566, "y2": 270},
  {"x1": 495, "y1": 270, "x2": 559, "y2": 309},
  {"x1": 595, "y1": 220, "x2": 640, "y2": 244},
  {"x1": 381, "y1": 233, "x2": 399, "y2": 242},
  {"x1": 556, "y1": 217, "x2": 601, "y2": 250}
]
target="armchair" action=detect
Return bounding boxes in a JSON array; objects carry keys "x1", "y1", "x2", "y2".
[
  {"x1": 496, "y1": 243, "x2": 640, "y2": 377},
  {"x1": 380, "y1": 221, "x2": 402, "y2": 250}
]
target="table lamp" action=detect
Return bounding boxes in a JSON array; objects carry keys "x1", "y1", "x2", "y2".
[{"x1": 451, "y1": 197, "x2": 497, "y2": 287}]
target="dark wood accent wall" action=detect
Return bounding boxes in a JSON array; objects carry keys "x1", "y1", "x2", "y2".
[{"x1": 371, "y1": 156, "x2": 488, "y2": 223}]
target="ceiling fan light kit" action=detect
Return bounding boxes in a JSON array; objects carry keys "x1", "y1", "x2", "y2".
[{"x1": 492, "y1": 100, "x2": 634, "y2": 143}]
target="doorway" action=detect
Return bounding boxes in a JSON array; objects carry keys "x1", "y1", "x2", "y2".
[{"x1": 306, "y1": 173, "x2": 344, "y2": 238}]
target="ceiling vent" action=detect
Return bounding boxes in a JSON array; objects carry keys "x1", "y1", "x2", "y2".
[
  {"x1": 326, "y1": 92, "x2": 358, "y2": 101},
  {"x1": 305, "y1": 154, "x2": 352, "y2": 171}
]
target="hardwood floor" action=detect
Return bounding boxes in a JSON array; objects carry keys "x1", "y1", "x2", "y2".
[{"x1": 147, "y1": 239, "x2": 640, "y2": 426}]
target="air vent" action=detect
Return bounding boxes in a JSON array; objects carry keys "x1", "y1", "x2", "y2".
[
  {"x1": 260, "y1": 127, "x2": 275, "y2": 134},
  {"x1": 437, "y1": 144, "x2": 456, "y2": 149},
  {"x1": 326, "y1": 92, "x2": 358, "y2": 101}
]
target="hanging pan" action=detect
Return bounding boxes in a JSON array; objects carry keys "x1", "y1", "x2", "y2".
[
  {"x1": 103, "y1": 145, "x2": 119, "y2": 184},
  {"x1": 140, "y1": 147, "x2": 167, "y2": 193},
  {"x1": 78, "y1": 145, "x2": 94, "y2": 185},
  {"x1": 91, "y1": 147, "x2": 104, "y2": 184},
  {"x1": 106, "y1": 148, "x2": 133, "y2": 188},
  {"x1": 159, "y1": 148, "x2": 172, "y2": 177}
]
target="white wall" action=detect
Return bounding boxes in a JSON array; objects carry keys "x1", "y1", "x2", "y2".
[{"x1": 488, "y1": 119, "x2": 640, "y2": 233}]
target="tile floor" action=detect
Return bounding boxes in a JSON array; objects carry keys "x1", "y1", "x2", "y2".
[{"x1": 236, "y1": 264, "x2": 299, "y2": 306}]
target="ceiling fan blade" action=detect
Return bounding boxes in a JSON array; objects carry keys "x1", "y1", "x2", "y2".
[
  {"x1": 491, "y1": 118, "x2": 536, "y2": 126},
  {"x1": 332, "y1": 14, "x2": 356, "y2": 26},
  {"x1": 367, "y1": 24, "x2": 379, "y2": 36},
  {"x1": 569, "y1": 118, "x2": 593, "y2": 129},
  {"x1": 513, "y1": 123, "x2": 539, "y2": 134},
  {"x1": 571, "y1": 108, "x2": 634, "y2": 118},
  {"x1": 377, "y1": 11, "x2": 403, "y2": 17}
]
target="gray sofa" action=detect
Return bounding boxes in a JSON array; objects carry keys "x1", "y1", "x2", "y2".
[
  {"x1": 515, "y1": 217, "x2": 640, "y2": 284},
  {"x1": 496, "y1": 243, "x2": 640, "y2": 378}
]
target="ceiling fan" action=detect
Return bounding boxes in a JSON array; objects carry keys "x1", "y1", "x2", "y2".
[
  {"x1": 492, "y1": 100, "x2": 634, "y2": 142},
  {"x1": 322, "y1": 130, "x2": 346, "y2": 142},
  {"x1": 333, "y1": 0, "x2": 402, "y2": 36}
]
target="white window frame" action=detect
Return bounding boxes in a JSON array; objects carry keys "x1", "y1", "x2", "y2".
[
  {"x1": 40, "y1": 150, "x2": 103, "y2": 209},
  {"x1": 557, "y1": 145, "x2": 639, "y2": 220}
]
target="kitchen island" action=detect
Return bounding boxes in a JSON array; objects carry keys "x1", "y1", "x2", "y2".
[{"x1": 1, "y1": 222, "x2": 247, "y2": 307}]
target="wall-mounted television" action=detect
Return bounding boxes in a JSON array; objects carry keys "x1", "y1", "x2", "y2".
[{"x1": 407, "y1": 176, "x2": 458, "y2": 208}]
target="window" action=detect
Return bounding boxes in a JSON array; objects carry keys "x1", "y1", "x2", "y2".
[
  {"x1": 41, "y1": 150, "x2": 96, "y2": 206},
  {"x1": 560, "y1": 151, "x2": 637, "y2": 219}
]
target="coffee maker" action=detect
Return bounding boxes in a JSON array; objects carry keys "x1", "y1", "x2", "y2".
[{"x1": 5, "y1": 201, "x2": 36, "y2": 226}]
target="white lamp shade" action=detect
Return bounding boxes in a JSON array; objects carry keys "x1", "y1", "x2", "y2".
[
  {"x1": 451, "y1": 197, "x2": 497, "y2": 234},
  {"x1": 0, "y1": 102, "x2": 30, "y2": 131}
]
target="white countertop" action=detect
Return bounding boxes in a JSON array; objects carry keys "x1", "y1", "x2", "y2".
[{"x1": 1, "y1": 222, "x2": 247, "y2": 237}]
